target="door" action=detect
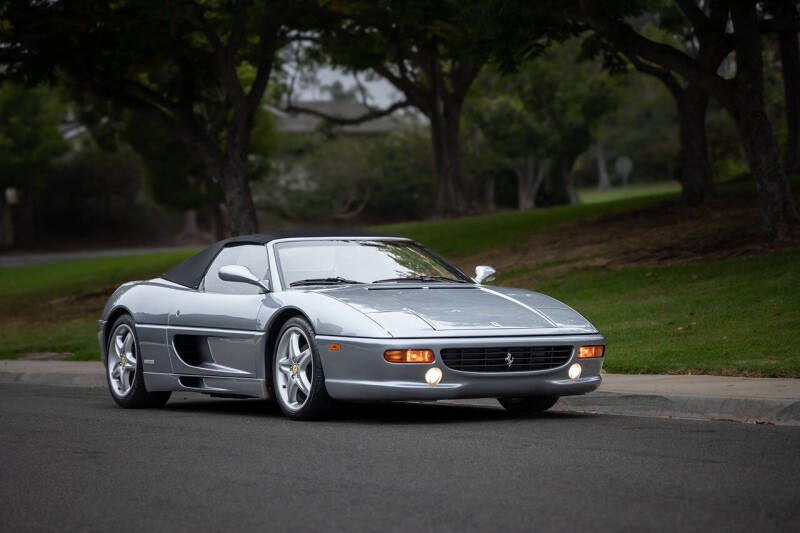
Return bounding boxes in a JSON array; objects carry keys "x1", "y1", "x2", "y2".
[{"x1": 167, "y1": 244, "x2": 270, "y2": 378}]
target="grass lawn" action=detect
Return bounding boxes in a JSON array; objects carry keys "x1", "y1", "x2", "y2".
[
  {"x1": 0, "y1": 249, "x2": 198, "y2": 299},
  {"x1": 503, "y1": 249, "x2": 800, "y2": 377},
  {"x1": 374, "y1": 191, "x2": 678, "y2": 257},
  {"x1": 0, "y1": 249, "x2": 197, "y2": 360},
  {"x1": 578, "y1": 181, "x2": 681, "y2": 205}
]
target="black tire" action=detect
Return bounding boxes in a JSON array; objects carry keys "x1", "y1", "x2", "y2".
[
  {"x1": 105, "y1": 314, "x2": 171, "y2": 409},
  {"x1": 497, "y1": 395, "x2": 559, "y2": 415},
  {"x1": 268, "y1": 316, "x2": 335, "y2": 420}
]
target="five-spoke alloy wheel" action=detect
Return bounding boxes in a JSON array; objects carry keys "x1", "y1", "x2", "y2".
[
  {"x1": 108, "y1": 323, "x2": 137, "y2": 397},
  {"x1": 275, "y1": 326, "x2": 313, "y2": 411},
  {"x1": 105, "y1": 314, "x2": 170, "y2": 408},
  {"x1": 271, "y1": 317, "x2": 334, "y2": 420}
]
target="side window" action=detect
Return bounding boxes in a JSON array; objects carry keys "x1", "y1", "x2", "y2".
[{"x1": 203, "y1": 244, "x2": 269, "y2": 294}]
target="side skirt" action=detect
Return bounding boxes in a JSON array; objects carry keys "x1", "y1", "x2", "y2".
[{"x1": 144, "y1": 372, "x2": 268, "y2": 399}]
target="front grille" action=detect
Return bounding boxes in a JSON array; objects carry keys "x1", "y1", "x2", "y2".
[{"x1": 440, "y1": 345, "x2": 573, "y2": 372}]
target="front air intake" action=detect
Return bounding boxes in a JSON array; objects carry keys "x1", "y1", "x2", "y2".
[{"x1": 440, "y1": 345, "x2": 573, "y2": 372}]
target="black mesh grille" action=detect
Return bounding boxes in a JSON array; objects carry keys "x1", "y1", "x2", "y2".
[{"x1": 440, "y1": 345, "x2": 573, "y2": 372}]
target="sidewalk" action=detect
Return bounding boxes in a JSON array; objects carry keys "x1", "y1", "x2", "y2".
[
  {"x1": 553, "y1": 373, "x2": 800, "y2": 426},
  {"x1": 2, "y1": 360, "x2": 799, "y2": 425}
]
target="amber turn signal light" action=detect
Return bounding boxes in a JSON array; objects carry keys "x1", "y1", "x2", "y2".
[
  {"x1": 384, "y1": 349, "x2": 435, "y2": 363},
  {"x1": 578, "y1": 345, "x2": 605, "y2": 359}
]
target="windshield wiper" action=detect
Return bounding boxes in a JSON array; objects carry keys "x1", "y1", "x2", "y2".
[
  {"x1": 371, "y1": 275, "x2": 467, "y2": 284},
  {"x1": 289, "y1": 277, "x2": 364, "y2": 287}
]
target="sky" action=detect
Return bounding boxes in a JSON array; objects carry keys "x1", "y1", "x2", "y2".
[{"x1": 293, "y1": 66, "x2": 400, "y2": 107}]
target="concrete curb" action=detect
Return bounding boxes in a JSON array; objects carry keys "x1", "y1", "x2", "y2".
[
  {"x1": 0, "y1": 361, "x2": 106, "y2": 388},
  {"x1": 2, "y1": 361, "x2": 799, "y2": 425},
  {"x1": 554, "y1": 392, "x2": 800, "y2": 426},
  {"x1": 0, "y1": 371, "x2": 106, "y2": 389}
]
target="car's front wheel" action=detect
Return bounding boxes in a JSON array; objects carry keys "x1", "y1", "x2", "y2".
[
  {"x1": 106, "y1": 315, "x2": 171, "y2": 408},
  {"x1": 498, "y1": 395, "x2": 559, "y2": 415},
  {"x1": 271, "y1": 317, "x2": 335, "y2": 420}
]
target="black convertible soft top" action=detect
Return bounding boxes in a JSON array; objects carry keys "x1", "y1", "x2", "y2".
[{"x1": 161, "y1": 228, "x2": 401, "y2": 289}]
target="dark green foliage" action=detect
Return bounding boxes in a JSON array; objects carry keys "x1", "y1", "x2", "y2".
[
  {"x1": 261, "y1": 127, "x2": 434, "y2": 222},
  {"x1": 38, "y1": 149, "x2": 163, "y2": 242},
  {"x1": 1, "y1": 0, "x2": 303, "y2": 233},
  {"x1": 0, "y1": 82, "x2": 69, "y2": 198}
]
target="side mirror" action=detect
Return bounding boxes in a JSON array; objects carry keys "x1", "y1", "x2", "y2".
[
  {"x1": 474, "y1": 265, "x2": 497, "y2": 284},
  {"x1": 218, "y1": 265, "x2": 271, "y2": 293}
]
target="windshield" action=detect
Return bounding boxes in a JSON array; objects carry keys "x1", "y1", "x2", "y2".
[{"x1": 274, "y1": 239, "x2": 470, "y2": 287}]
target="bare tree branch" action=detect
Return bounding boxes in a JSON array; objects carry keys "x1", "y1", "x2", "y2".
[
  {"x1": 577, "y1": 0, "x2": 734, "y2": 109},
  {"x1": 627, "y1": 54, "x2": 684, "y2": 96},
  {"x1": 372, "y1": 63, "x2": 428, "y2": 111},
  {"x1": 285, "y1": 99, "x2": 412, "y2": 125},
  {"x1": 246, "y1": 0, "x2": 289, "y2": 117}
]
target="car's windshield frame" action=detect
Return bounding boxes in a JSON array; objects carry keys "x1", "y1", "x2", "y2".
[{"x1": 269, "y1": 237, "x2": 472, "y2": 290}]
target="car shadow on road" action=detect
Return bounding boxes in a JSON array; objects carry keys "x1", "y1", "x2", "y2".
[
  {"x1": 161, "y1": 396, "x2": 593, "y2": 425},
  {"x1": 333, "y1": 401, "x2": 591, "y2": 425}
]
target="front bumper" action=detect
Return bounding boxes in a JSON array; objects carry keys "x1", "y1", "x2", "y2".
[{"x1": 316, "y1": 333, "x2": 604, "y2": 401}]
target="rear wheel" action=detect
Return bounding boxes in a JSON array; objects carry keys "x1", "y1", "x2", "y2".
[
  {"x1": 498, "y1": 395, "x2": 559, "y2": 415},
  {"x1": 106, "y1": 315, "x2": 171, "y2": 408},
  {"x1": 271, "y1": 317, "x2": 335, "y2": 420}
]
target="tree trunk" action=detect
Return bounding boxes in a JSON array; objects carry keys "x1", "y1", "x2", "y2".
[
  {"x1": 778, "y1": 27, "x2": 800, "y2": 172},
  {"x1": 562, "y1": 157, "x2": 580, "y2": 205},
  {"x1": 485, "y1": 174, "x2": 496, "y2": 212},
  {"x1": 210, "y1": 202, "x2": 226, "y2": 240},
  {"x1": 216, "y1": 155, "x2": 258, "y2": 236},
  {"x1": 596, "y1": 142, "x2": 610, "y2": 190},
  {"x1": 514, "y1": 155, "x2": 548, "y2": 210},
  {"x1": 676, "y1": 85, "x2": 714, "y2": 206},
  {"x1": 431, "y1": 99, "x2": 468, "y2": 216},
  {"x1": 515, "y1": 156, "x2": 535, "y2": 210},
  {"x1": 730, "y1": 1, "x2": 798, "y2": 238}
]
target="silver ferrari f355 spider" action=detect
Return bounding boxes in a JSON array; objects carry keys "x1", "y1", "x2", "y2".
[{"x1": 98, "y1": 230, "x2": 605, "y2": 420}]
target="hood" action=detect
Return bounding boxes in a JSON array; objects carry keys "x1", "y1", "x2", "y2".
[{"x1": 317, "y1": 284, "x2": 595, "y2": 336}]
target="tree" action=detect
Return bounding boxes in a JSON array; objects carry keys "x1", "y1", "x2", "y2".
[
  {"x1": 296, "y1": 1, "x2": 575, "y2": 216},
  {"x1": 1, "y1": 0, "x2": 304, "y2": 234},
  {"x1": 469, "y1": 92, "x2": 550, "y2": 210},
  {"x1": 578, "y1": 0, "x2": 798, "y2": 238},
  {"x1": 289, "y1": 1, "x2": 486, "y2": 215},
  {"x1": 0, "y1": 82, "x2": 68, "y2": 199},
  {"x1": 469, "y1": 40, "x2": 619, "y2": 209},
  {"x1": 763, "y1": 0, "x2": 800, "y2": 173},
  {"x1": 262, "y1": 125, "x2": 434, "y2": 221},
  {"x1": 580, "y1": 3, "x2": 728, "y2": 206}
]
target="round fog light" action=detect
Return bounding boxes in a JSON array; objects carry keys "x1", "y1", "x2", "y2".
[
  {"x1": 425, "y1": 367, "x2": 443, "y2": 385},
  {"x1": 568, "y1": 363, "x2": 582, "y2": 380}
]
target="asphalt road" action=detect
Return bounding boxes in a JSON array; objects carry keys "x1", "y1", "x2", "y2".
[{"x1": 1, "y1": 384, "x2": 799, "y2": 532}]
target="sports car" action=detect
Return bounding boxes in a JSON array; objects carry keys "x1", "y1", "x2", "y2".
[{"x1": 98, "y1": 230, "x2": 605, "y2": 419}]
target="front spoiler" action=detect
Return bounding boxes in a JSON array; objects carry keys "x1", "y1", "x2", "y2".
[{"x1": 316, "y1": 333, "x2": 605, "y2": 401}]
